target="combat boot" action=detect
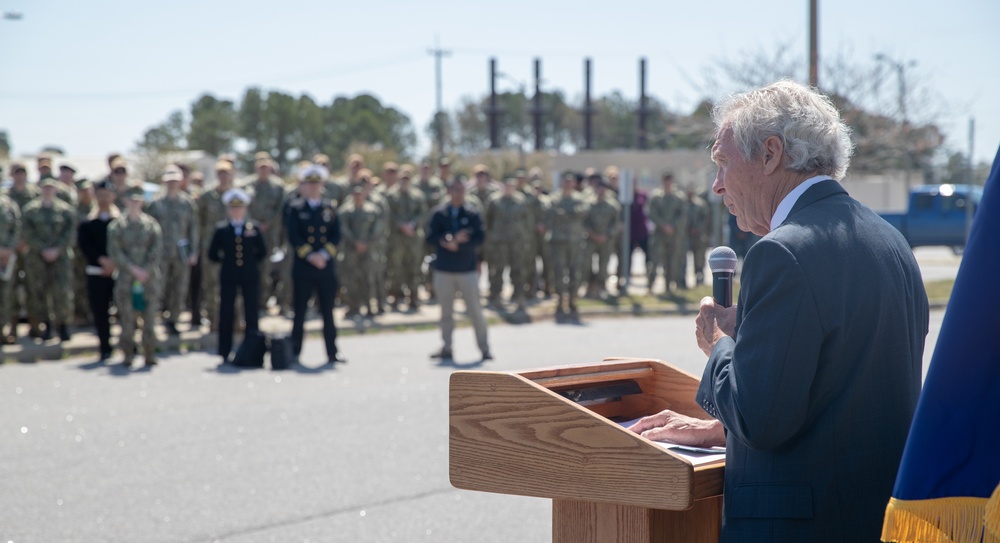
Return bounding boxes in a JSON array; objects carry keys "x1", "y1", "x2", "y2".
[
  {"x1": 58, "y1": 324, "x2": 71, "y2": 342},
  {"x1": 568, "y1": 293, "x2": 579, "y2": 315},
  {"x1": 28, "y1": 317, "x2": 42, "y2": 339},
  {"x1": 555, "y1": 294, "x2": 565, "y2": 317},
  {"x1": 41, "y1": 321, "x2": 52, "y2": 341},
  {"x1": 143, "y1": 345, "x2": 157, "y2": 368}
]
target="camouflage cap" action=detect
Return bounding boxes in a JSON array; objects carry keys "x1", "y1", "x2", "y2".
[
  {"x1": 36, "y1": 155, "x2": 53, "y2": 168},
  {"x1": 254, "y1": 151, "x2": 272, "y2": 161},
  {"x1": 382, "y1": 161, "x2": 398, "y2": 172},
  {"x1": 38, "y1": 177, "x2": 58, "y2": 188},
  {"x1": 110, "y1": 156, "x2": 128, "y2": 171},
  {"x1": 125, "y1": 184, "x2": 146, "y2": 201},
  {"x1": 438, "y1": 156, "x2": 451, "y2": 167},
  {"x1": 254, "y1": 157, "x2": 274, "y2": 169},
  {"x1": 9, "y1": 161, "x2": 27, "y2": 173},
  {"x1": 161, "y1": 168, "x2": 183, "y2": 183},
  {"x1": 215, "y1": 160, "x2": 233, "y2": 173},
  {"x1": 312, "y1": 153, "x2": 330, "y2": 165},
  {"x1": 59, "y1": 162, "x2": 77, "y2": 172},
  {"x1": 76, "y1": 178, "x2": 93, "y2": 190},
  {"x1": 93, "y1": 179, "x2": 114, "y2": 192},
  {"x1": 472, "y1": 164, "x2": 489, "y2": 175},
  {"x1": 351, "y1": 183, "x2": 366, "y2": 194},
  {"x1": 399, "y1": 165, "x2": 414, "y2": 178}
]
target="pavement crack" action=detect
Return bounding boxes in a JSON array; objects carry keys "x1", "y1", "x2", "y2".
[{"x1": 192, "y1": 486, "x2": 456, "y2": 542}]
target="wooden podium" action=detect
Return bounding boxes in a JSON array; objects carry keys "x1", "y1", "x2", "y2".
[{"x1": 449, "y1": 358, "x2": 724, "y2": 543}]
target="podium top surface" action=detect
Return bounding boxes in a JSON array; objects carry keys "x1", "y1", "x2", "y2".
[{"x1": 449, "y1": 358, "x2": 724, "y2": 511}]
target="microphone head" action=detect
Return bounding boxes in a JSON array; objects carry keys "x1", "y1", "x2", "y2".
[{"x1": 708, "y1": 246, "x2": 738, "y2": 274}]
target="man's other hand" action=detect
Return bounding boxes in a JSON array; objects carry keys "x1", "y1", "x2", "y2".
[{"x1": 696, "y1": 297, "x2": 737, "y2": 356}]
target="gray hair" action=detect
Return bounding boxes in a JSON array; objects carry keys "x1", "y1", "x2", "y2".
[{"x1": 712, "y1": 80, "x2": 854, "y2": 180}]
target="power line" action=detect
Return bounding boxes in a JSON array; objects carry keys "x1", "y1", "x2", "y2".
[{"x1": 0, "y1": 52, "x2": 426, "y2": 102}]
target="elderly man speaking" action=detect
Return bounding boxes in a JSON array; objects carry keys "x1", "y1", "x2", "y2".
[{"x1": 630, "y1": 80, "x2": 929, "y2": 542}]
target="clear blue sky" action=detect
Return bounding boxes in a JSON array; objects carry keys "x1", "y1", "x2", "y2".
[{"x1": 1, "y1": 0, "x2": 997, "y2": 164}]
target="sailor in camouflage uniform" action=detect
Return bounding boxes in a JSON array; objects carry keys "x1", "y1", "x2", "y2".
[
  {"x1": 5, "y1": 162, "x2": 40, "y2": 338},
  {"x1": 645, "y1": 172, "x2": 688, "y2": 294},
  {"x1": 385, "y1": 165, "x2": 427, "y2": 311},
  {"x1": 545, "y1": 173, "x2": 590, "y2": 316},
  {"x1": 484, "y1": 178, "x2": 532, "y2": 310},
  {"x1": 147, "y1": 167, "x2": 198, "y2": 334},
  {"x1": 416, "y1": 160, "x2": 447, "y2": 298},
  {"x1": 21, "y1": 178, "x2": 77, "y2": 342},
  {"x1": 107, "y1": 185, "x2": 163, "y2": 368},
  {"x1": 583, "y1": 180, "x2": 621, "y2": 298},
  {"x1": 340, "y1": 184, "x2": 385, "y2": 317},
  {"x1": 0, "y1": 191, "x2": 21, "y2": 343},
  {"x1": 244, "y1": 156, "x2": 286, "y2": 310},
  {"x1": 197, "y1": 161, "x2": 236, "y2": 331}
]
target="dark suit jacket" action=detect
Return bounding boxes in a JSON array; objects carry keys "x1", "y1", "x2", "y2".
[
  {"x1": 425, "y1": 202, "x2": 484, "y2": 273},
  {"x1": 696, "y1": 180, "x2": 929, "y2": 542}
]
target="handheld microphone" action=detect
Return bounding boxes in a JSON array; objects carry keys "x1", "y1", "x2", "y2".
[{"x1": 708, "y1": 246, "x2": 738, "y2": 308}]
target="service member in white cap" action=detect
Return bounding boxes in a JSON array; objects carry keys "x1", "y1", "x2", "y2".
[
  {"x1": 286, "y1": 164, "x2": 346, "y2": 365},
  {"x1": 207, "y1": 188, "x2": 266, "y2": 363}
]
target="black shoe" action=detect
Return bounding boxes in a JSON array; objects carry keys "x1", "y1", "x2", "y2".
[
  {"x1": 481, "y1": 351, "x2": 493, "y2": 361},
  {"x1": 41, "y1": 325, "x2": 52, "y2": 341},
  {"x1": 164, "y1": 321, "x2": 179, "y2": 335},
  {"x1": 99, "y1": 350, "x2": 113, "y2": 362},
  {"x1": 329, "y1": 353, "x2": 347, "y2": 364},
  {"x1": 59, "y1": 325, "x2": 71, "y2": 342},
  {"x1": 430, "y1": 347, "x2": 453, "y2": 360}
]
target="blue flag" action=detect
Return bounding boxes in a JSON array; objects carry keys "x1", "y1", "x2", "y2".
[{"x1": 882, "y1": 145, "x2": 1000, "y2": 542}]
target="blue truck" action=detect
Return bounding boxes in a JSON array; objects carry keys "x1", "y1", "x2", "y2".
[{"x1": 879, "y1": 184, "x2": 982, "y2": 254}]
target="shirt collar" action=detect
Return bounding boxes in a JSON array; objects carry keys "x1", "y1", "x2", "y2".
[{"x1": 770, "y1": 175, "x2": 831, "y2": 231}]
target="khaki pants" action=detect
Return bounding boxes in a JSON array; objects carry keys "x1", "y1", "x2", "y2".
[{"x1": 433, "y1": 270, "x2": 489, "y2": 354}]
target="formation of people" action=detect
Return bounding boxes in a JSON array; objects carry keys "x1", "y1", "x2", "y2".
[{"x1": 0, "y1": 151, "x2": 717, "y2": 366}]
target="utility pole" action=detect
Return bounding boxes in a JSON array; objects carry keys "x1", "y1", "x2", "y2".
[
  {"x1": 637, "y1": 58, "x2": 649, "y2": 150},
  {"x1": 875, "y1": 53, "x2": 917, "y2": 190},
  {"x1": 532, "y1": 58, "x2": 544, "y2": 151},
  {"x1": 582, "y1": 58, "x2": 594, "y2": 150},
  {"x1": 488, "y1": 58, "x2": 500, "y2": 150},
  {"x1": 809, "y1": 0, "x2": 819, "y2": 87},
  {"x1": 427, "y1": 35, "x2": 451, "y2": 158}
]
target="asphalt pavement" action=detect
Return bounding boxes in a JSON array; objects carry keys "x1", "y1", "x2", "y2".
[{"x1": 0, "y1": 307, "x2": 946, "y2": 543}]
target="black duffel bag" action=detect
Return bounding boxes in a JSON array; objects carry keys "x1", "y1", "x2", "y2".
[
  {"x1": 268, "y1": 334, "x2": 295, "y2": 371},
  {"x1": 231, "y1": 330, "x2": 267, "y2": 368}
]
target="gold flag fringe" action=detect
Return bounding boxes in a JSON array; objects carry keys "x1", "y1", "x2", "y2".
[
  {"x1": 882, "y1": 496, "x2": 999, "y2": 543},
  {"x1": 985, "y1": 482, "x2": 1000, "y2": 539}
]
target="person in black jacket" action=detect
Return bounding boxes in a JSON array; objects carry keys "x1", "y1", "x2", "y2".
[
  {"x1": 77, "y1": 179, "x2": 119, "y2": 361},
  {"x1": 285, "y1": 164, "x2": 345, "y2": 365},
  {"x1": 207, "y1": 188, "x2": 267, "y2": 363},
  {"x1": 425, "y1": 179, "x2": 490, "y2": 361}
]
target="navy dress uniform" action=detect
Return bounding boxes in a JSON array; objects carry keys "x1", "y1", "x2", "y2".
[
  {"x1": 208, "y1": 188, "x2": 267, "y2": 362},
  {"x1": 285, "y1": 165, "x2": 345, "y2": 364}
]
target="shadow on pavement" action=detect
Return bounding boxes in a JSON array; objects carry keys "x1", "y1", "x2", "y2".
[{"x1": 434, "y1": 357, "x2": 489, "y2": 370}]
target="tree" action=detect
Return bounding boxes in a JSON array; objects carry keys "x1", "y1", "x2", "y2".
[
  {"x1": 0, "y1": 130, "x2": 10, "y2": 160},
  {"x1": 697, "y1": 40, "x2": 948, "y2": 177},
  {"x1": 187, "y1": 94, "x2": 237, "y2": 156},
  {"x1": 136, "y1": 110, "x2": 186, "y2": 152}
]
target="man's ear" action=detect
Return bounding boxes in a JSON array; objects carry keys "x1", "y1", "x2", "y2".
[{"x1": 762, "y1": 135, "x2": 783, "y2": 175}]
